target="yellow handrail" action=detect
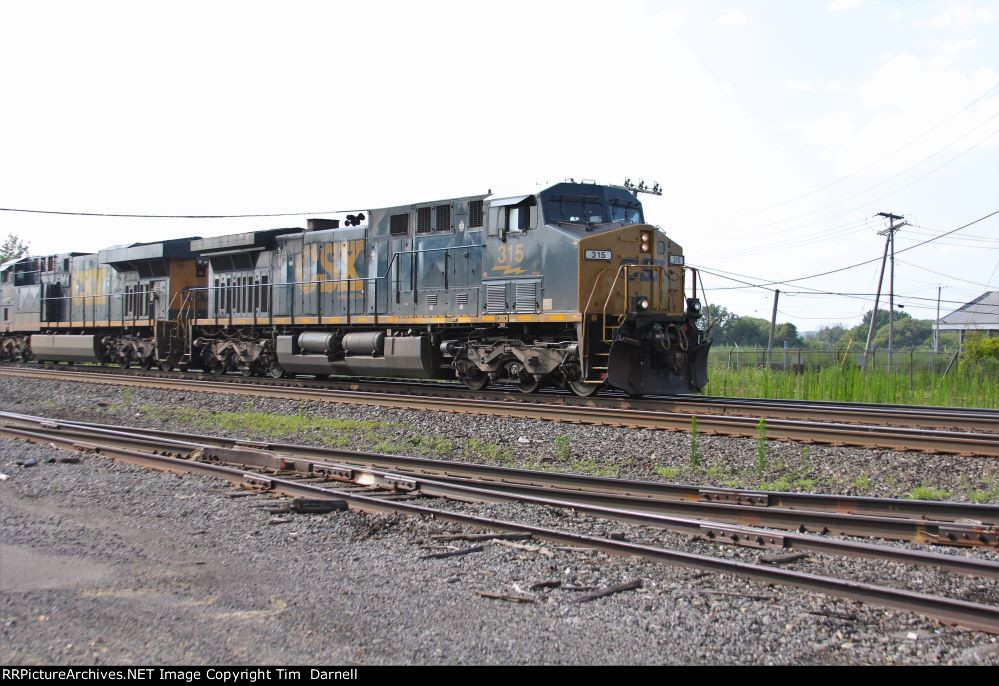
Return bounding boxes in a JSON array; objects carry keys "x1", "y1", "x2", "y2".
[{"x1": 599, "y1": 263, "x2": 668, "y2": 344}]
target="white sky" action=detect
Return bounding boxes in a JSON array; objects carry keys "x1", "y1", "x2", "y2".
[{"x1": 1, "y1": 0, "x2": 997, "y2": 331}]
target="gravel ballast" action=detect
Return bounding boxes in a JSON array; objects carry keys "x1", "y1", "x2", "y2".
[{"x1": 1, "y1": 375, "x2": 998, "y2": 665}]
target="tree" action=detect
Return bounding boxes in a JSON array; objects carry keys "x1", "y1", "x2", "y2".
[
  {"x1": 773, "y1": 322, "x2": 803, "y2": 347},
  {"x1": 698, "y1": 304, "x2": 735, "y2": 337},
  {"x1": 871, "y1": 318, "x2": 932, "y2": 348},
  {"x1": 806, "y1": 324, "x2": 848, "y2": 349},
  {"x1": 723, "y1": 316, "x2": 771, "y2": 347},
  {"x1": 0, "y1": 233, "x2": 29, "y2": 262}
]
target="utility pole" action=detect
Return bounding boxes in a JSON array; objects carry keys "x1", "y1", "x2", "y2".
[
  {"x1": 766, "y1": 289, "x2": 780, "y2": 369},
  {"x1": 862, "y1": 212, "x2": 907, "y2": 371},
  {"x1": 934, "y1": 285, "x2": 941, "y2": 353}
]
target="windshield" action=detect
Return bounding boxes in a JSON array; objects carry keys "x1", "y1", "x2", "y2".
[
  {"x1": 539, "y1": 183, "x2": 646, "y2": 227},
  {"x1": 609, "y1": 201, "x2": 643, "y2": 224},
  {"x1": 554, "y1": 197, "x2": 605, "y2": 224}
]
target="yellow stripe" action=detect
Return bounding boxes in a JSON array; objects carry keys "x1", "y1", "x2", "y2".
[
  {"x1": 193, "y1": 313, "x2": 582, "y2": 327},
  {"x1": 44, "y1": 320, "x2": 154, "y2": 328}
]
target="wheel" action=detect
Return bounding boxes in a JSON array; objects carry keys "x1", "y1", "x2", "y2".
[
  {"x1": 159, "y1": 360, "x2": 175, "y2": 372},
  {"x1": 268, "y1": 360, "x2": 285, "y2": 379},
  {"x1": 568, "y1": 380, "x2": 601, "y2": 397},
  {"x1": 461, "y1": 368, "x2": 489, "y2": 391},
  {"x1": 240, "y1": 365, "x2": 254, "y2": 377},
  {"x1": 139, "y1": 356, "x2": 154, "y2": 371},
  {"x1": 516, "y1": 374, "x2": 542, "y2": 394}
]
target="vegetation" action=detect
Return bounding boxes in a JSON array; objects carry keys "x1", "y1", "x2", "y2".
[
  {"x1": 755, "y1": 418, "x2": 767, "y2": 475},
  {"x1": 700, "y1": 304, "x2": 803, "y2": 347},
  {"x1": 555, "y1": 434, "x2": 571, "y2": 460},
  {"x1": 0, "y1": 233, "x2": 29, "y2": 262},
  {"x1": 706, "y1": 363, "x2": 997, "y2": 407},
  {"x1": 702, "y1": 306, "x2": 964, "y2": 353},
  {"x1": 908, "y1": 485, "x2": 950, "y2": 501},
  {"x1": 688, "y1": 415, "x2": 700, "y2": 469}
]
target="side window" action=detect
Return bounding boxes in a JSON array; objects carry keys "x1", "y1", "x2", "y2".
[{"x1": 503, "y1": 200, "x2": 538, "y2": 233}]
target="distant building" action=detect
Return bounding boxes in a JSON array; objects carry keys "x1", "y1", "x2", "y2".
[{"x1": 937, "y1": 291, "x2": 998, "y2": 347}]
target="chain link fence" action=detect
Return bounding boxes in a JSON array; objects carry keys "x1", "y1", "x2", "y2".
[{"x1": 713, "y1": 346, "x2": 961, "y2": 374}]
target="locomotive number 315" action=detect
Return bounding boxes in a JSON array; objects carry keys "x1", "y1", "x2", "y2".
[{"x1": 497, "y1": 244, "x2": 524, "y2": 264}]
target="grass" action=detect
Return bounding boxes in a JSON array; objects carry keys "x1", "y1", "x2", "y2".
[
  {"x1": 851, "y1": 474, "x2": 871, "y2": 493},
  {"x1": 758, "y1": 475, "x2": 792, "y2": 492},
  {"x1": 656, "y1": 466, "x2": 682, "y2": 480},
  {"x1": 908, "y1": 485, "x2": 950, "y2": 501},
  {"x1": 555, "y1": 435, "x2": 571, "y2": 460},
  {"x1": 755, "y1": 418, "x2": 767, "y2": 476},
  {"x1": 463, "y1": 438, "x2": 514, "y2": 464},
  {"x1": 706, "y1": 363, "x2": 998, "y2": 408},
  {"x1": 689, "y1": 415, "x2": 700, "y2": 469}
]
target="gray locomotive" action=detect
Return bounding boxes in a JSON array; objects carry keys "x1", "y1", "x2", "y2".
[{"x1": 1, "y1": 181, "x2": 710, "y2": 396}]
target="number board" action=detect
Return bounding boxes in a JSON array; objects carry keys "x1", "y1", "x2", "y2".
[
  {"x1": 584, "y1": 250, "x2": 612, "y2": 261},
  {"x1": 669, "y1": 255, "x2": 685, "y2": 265}
]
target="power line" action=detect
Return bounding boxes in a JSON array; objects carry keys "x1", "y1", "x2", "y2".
[
  {"x1": 895, "y1": 259, "x2": 998, "y2": 289},
  {"x1": 691, "y1": 208, "x2": 999, "y2": 291},
  {"x1": 739, "y1": 80, "x2": 999, "y2": 216},
  {"x1": 0, "y1": 207, "x2": 349, "y2": 219},
  {"x1": 737, "y1": 114, "x2": 999, "y2": 231},
  {"x1": 705, "y1": 113, "x2": 999, "y2": 238}
]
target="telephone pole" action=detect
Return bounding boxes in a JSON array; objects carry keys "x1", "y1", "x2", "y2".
[
  {"x1": 862, "y1": 212, "x2": 907, "y2": 371},
  {"x1": 934, "y1": 285, "x2": 942, "y2": 353},
  {"x1": 766, "y1": 289, "x2": 780, "y2": 368}
]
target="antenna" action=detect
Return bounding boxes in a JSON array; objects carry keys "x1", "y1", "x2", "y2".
[{"x1": 623, "y1": 178, "x2": 663, "y2": 197}]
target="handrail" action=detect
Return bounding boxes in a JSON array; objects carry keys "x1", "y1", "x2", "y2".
[
  {"x1": 599, "y1": 262, "x2": 669, "y2": 344},
  {"x1": 579, "y1": 272, "x2": 605, "y2": 379}
]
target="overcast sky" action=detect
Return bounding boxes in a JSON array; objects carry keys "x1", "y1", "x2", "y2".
[{"x1": 1, "y1": 0, "x2": 996, "y2": 331}]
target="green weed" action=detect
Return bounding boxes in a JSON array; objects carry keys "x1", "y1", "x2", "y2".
[
  {"x1": 908, "y1": 485, "x2": 950, "y2": 501},
  {"x1": 656, "y1": 466, "x2": 682, "y2": 480},
  {"x1": 851, "y1": 474, "x2": 871, "y2": 493},
  {"x1": 755, "y1": 418, "x2": 768, "y2": 475},
  {"x1": 555, "y1": 435, "x2": 571, "y2": 460},
  {"x1": 689, "y1": 416, "x2": 700, "y2": 469}
]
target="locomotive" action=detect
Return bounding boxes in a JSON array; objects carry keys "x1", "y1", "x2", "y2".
[{"x1": 0, "y1": 181, "x2": 710, "y2": 396}]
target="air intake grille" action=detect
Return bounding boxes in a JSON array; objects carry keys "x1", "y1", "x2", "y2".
[
  {"x1": 455, "y1": 292, "x2": 469, "y2": 306},
  {"x1": 436, "y1": 204, "x2": 451, "y2": 232},
  {"x1": 469, "y1": 200, "x2": 484, "y2": 228},
  {"x1": 485, "y1": 283, "x2": 507, "y2": 313},
  {"x1": 515, "y1": 281, "x2": 538, "y2": 313},
  {"x1": 425, "y1": 293, "x2": 438, "y2": 307},
  {"x1": 417, "y1": 207, "x2": 432, "y2": 233}
]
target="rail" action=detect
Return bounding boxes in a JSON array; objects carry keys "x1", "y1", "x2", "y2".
[{"x1": 2, "y1": 413, "x2": 996, "y2": 634}]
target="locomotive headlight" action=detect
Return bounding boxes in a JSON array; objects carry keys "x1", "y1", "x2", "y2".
[
  {"x1": 640, "y1": 230, "x2": 651, "y2": 253},
  {"x1": 638, "y1": 297, "x2": 650, "y2": 311}
]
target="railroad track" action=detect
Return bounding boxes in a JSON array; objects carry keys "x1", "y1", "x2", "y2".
[
  {"x1": 2, "y1": 365, "x2": 998, "y2": 456},
  {"x1": 4, "y1": 363, "x2": 998, "y2": 433},
  {"x1": 2, "y1": 411, "x2": 997, "y2": 634},
  {"x1": 2, "y1": 411, "x2": 996, "y2": 546}
]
